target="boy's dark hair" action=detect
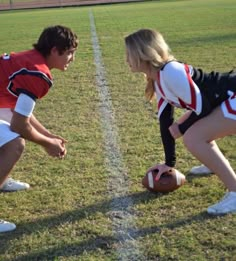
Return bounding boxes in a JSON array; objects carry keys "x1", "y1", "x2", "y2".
[{"x1": 33, "y1": 25, "x2": 78, "y2": 57}]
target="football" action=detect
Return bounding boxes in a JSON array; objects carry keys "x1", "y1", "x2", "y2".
[{"x1": 142, "y1": 168, "x2": 186, "y2": 193}]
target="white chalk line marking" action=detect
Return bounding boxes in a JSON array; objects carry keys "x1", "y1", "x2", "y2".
[{"x1": 89, "y1": 9, "x2": 143, "y2": 260}]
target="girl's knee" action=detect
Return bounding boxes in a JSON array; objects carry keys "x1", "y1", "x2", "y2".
[{"x1": 183, "y1": 131, "x2": 199, "y2": 152}]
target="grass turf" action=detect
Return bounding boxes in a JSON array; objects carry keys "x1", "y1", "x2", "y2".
[{"x1": 0, "y1": 0, "x2": 236, "y2": 260}]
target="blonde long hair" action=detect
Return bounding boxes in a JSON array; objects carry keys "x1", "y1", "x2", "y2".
[{"x1": 125, "y1": 29, "x2": 175, "y2": 101}]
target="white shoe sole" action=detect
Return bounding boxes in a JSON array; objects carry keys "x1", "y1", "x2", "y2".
[
  {"x1": 189, "y1": 165, "x2": 212, "y2": 175},
  {"x1": 0, "y1": 222, "x2": 16, "y2": 233}
]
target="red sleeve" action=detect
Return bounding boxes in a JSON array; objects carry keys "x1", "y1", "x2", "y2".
[{"x1": 7, "y1": 69, "x2": 53, "y2": 100}]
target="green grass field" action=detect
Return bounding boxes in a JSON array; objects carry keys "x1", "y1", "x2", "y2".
[{"x1": 0, "y1": 0, "x2": 236, "y2": 260}]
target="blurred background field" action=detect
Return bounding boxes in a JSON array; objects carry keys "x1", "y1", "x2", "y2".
[
  {"x1": 0, "y1": 0, "x2": 144, "y2": 11},
  {"x1": 0, "y1": 0, "x2": 236, "y2": 260}
]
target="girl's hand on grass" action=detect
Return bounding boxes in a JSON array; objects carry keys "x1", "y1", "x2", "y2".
[{"x1": 147, "y1": 163, "x2": 173, "y2": 181}]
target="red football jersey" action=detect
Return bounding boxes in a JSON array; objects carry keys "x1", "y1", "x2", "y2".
[{"x1": 0, "y1": 49, "x2": 53, "y2": 108}]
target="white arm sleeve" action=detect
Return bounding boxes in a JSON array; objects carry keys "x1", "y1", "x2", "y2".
[
  {"x1": 14, "y1": 93, "x2": 36, "y2": 117},
  {"x1": 162, "y1": 62, "x2": 202, "y2": 114}
]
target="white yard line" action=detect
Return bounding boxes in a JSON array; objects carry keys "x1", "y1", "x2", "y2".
[{"x1": 89, "y1": 10, "x2": 143, "y2": 260}]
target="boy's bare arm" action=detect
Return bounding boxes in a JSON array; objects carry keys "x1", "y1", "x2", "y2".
[
  {"x1": 29, "y1": 113, "x2": 51, "y2": 136},
  {"x1": 30, "y1": 114, "x2": 67, "y2": 143},
  {"x1": 10, "y1": 112, "x2": 65, "y2": 157}
]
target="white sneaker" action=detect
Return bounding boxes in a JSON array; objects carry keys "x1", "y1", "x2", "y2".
[
  {"x1": 0, "y1": 220, "x2": 16, "y2": 233},
  {"x1": 0, "y1": 178, "x2": 30, "y2": 192},
  {"x1": 189, "y1": 165, "x2": 213, "y2": 175},
  {"x1": 207, "y1": 192, "x2": 236, "y2": 215}
]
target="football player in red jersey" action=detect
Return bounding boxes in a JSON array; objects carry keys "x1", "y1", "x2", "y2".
[
  {"x1": 0, "y1": 25, "x2": 78, "y2": 232},
  {"x1": 125, "y1": 29, "x2": 236, "y2": 215}
]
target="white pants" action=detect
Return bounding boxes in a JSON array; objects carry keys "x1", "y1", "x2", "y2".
[{"x1": 0, "y1": 108, "x2": 19, "y2": 147}]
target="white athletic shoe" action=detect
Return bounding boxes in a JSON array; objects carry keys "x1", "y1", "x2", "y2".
[
  {"x1": 207, "y1": 192, "x2": 236, "y2": 215},
  {"x1": 0, "y1": 220, "x2": 16, "y2": 233},
  {"x1": 0, "y1": 178, "x2": 30, "y2": 192},
  {"x1": 189, "y1": 165, "x2": 213, "y2": 175}
]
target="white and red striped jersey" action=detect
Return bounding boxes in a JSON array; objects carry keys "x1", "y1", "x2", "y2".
[
  {"x1": 154, "y1": 61, "x2": 236, "y2": 167},
  {"x1": 155, "y1": 61, "x2": 202, "y2": 119}
]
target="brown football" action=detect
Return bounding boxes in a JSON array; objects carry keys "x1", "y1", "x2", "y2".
[{"x1": 142, "y1": 169, "x2": 186, "y2": 193}]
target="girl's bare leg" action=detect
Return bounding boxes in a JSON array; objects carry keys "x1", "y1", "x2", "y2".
[{"x1": 183, "y1": 106, "x2": 236, "y2": 191}]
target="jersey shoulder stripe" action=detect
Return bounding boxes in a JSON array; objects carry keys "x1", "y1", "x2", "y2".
[{"x1": 9, "y1": 68, "x2": 53, "y2": 87}]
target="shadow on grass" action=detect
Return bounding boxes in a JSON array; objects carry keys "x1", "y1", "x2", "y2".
[
  {"x1": 186, "y1": 172, "x2": 214, "y2": 183},
  {"x1": 0, "y1": 190, "x2": 217, "y2": 260}
]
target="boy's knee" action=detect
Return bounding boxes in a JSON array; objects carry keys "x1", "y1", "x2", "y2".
[
  {"x1": 15, "y1": 137, "x2": 25, "y2": 155},
  {"x1": 10, "y1": 137, "x2": 25, "y2": 158}
]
